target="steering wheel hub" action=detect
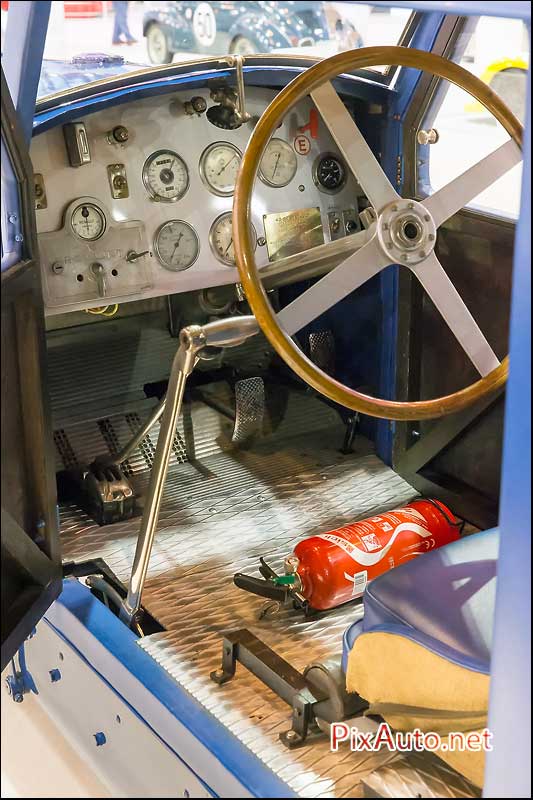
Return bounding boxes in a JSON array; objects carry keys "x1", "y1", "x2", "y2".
[{"x1": 377, "y1": 198, "x2": 437, "y2": 265}]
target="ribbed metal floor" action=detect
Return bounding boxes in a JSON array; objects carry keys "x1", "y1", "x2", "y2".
[
  {"x1": 51, "y1": 317, "x2": 470, "y2": 798},
  {"x1": 60, "y1": 403, "x2": 422, "y2": 797}
]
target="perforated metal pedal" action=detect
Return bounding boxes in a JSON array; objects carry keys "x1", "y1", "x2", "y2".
[
  {"x1": 232, "y1": 377, "x2": 265, "y2": 445},
  {"x1": 308, "y1": 330, "x2": 336, "y2": 375}
]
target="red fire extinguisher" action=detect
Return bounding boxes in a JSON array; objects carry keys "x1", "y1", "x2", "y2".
[{"x1": 234, "y1": 499, "x2": 462, "y2": 612}]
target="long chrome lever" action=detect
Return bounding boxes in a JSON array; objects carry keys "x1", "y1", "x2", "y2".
[{"x1": 120, "y1": 316, "x2": 258, "y2": 627}]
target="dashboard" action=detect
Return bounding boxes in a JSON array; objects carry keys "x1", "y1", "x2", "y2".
[{"x1": 31, "y1": 85, "x2": 369, "y2": 316}]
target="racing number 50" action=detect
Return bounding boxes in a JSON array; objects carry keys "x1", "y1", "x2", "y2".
[{"x1": 193, "y1": 2, "x2": 217, "y2": 47}]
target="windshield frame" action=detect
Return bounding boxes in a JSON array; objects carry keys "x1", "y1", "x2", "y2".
[{"x1": 33, "y1": 7, "x2": 419, "y2": 111}]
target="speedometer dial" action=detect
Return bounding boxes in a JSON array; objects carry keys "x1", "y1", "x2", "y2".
[
  {"x1": 209, "y1": 211, "x2": 256, "y2": 267},
  {"x1": 142, "y1": 149, "x2": 189, "y2": 202},
  {"x1": 199, "y1": 142, "x2": 242, "y2": 196},
  {"x1": 154, "y1": 220, "x2": 199, "y2": 271},
  {"x1": 70, "y1": 202, "x2": 106, "y2": 241},
  {"x1": 259, "y1": 138, "x2": 297, "y2": 188}
]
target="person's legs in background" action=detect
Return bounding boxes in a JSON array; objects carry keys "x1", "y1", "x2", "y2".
[{"x1": 112, "y1": 1, "x2": 136, "y2": 44}]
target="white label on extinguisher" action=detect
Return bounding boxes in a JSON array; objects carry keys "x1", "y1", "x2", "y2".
[
  {"x1": 318, "y1": 522, "x2": 433, "y2": 567},
  {"x1": 344, "y1": 569, "x2": 368, "y2": 597}
]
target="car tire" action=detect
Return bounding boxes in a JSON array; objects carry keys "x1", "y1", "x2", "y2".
[
  {"x1": 146, "y1": 24, "x2": 174, "y2": 65},
  {"x1": 230, "y1": 36, "x2": 258, "y2": 56},
  {"x1": 489, "y1": 67, "x2": 527, "y2": 123}
]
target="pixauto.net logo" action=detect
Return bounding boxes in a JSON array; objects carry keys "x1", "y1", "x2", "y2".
[{"x1": 330, "y1": 722, "x2": 493, "y2": 753}]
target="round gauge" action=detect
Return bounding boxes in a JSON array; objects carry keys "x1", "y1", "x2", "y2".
[
  {"x1": 313, "y1": 153, "x2": 347, "y2": 194},
  {"x1": 70, "y1": 202, "x2": 106, "y2": 241},
  {"x1": 154, "y1": 220, "x2": 200, "y2": 272},
  {"x1": 199, "y1": 142, "x2": 242, "y2": 196},
  {"x1": 259, "y1": 138, "x2": 298, "y2": 188},
  {"x1": 209, "y1": 211, "x2": 256, "y2": 267},
  {"x1": 142, "y1": 149, "x2": 189, "y2": 202}
]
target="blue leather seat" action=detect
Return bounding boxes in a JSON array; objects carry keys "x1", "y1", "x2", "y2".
[{"x1": 342, "y1": 528, "x2": 499, "y2": 675}]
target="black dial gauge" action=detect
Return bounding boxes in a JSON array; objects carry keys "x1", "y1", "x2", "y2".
[{"x1": 313, "y1": 153, "x2": 347, "y2": 194}]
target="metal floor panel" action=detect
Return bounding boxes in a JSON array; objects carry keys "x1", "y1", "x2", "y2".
[{"x1": 60, "y1": 423, "x2": 421, "y2": 798}]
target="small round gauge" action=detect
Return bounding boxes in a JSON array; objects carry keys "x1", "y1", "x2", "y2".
[
  {"x1": 259, "y1": 138, "x2": 298, "y2": 188},
  {"x1": 142, "y1": 149, "x2": 189, "y2": 202},
  {"x1": 313, "y1": 153, "x2": 347, "y2": 194},
  {"x1": 154, "y1": 220, "x2": 200, "y2": 272},
  {"x1": 70, "y1": 202, "x2": 106, "y2": 241},
  {"x1": 199, "y1": 142, "x2": 242, "y2": 196},
  {"x1": 209, "y1": 211, "x2": 256, "y2": 267}
]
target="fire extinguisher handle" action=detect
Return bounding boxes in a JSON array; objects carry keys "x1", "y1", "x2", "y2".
[{"x1": 233, "y1": 572, "x2": 288, "y2": 601}]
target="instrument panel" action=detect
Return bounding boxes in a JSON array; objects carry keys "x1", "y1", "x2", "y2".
[{"x1": 31, "y1": 86, "x2": 368, "y2": 315}]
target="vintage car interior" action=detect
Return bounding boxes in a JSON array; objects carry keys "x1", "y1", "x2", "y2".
[{"x1": 1, "y1": 1, "x2": 530, "y2": 798}]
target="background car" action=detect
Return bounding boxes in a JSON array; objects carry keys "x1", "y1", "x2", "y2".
[{"x1": 142, "y1": 1, "x2": 333, "y2": 65}]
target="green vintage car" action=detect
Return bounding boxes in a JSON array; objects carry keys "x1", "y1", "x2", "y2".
[{"x1": 142, "y1": 1, "x2": 357, "y2": 64}]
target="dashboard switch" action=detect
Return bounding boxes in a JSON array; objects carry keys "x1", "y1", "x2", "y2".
[
  {"x1": 63, "y1": 122, "x2": 91, "y2": 167},
  {"x1": 343, "y1": 208, "x2": 361, "y2": 236},
  {"x1": 108, "y1": 125, "x2": 129, "y2": 144},
  {"x1": 184, "y1": 96, "x2": 208, "y2": 116},
  {"x1": 107, "y1": 164, "x2": 129, "y2": 199},
  {"x1": 328, "y1": 211, "x2": 343, "y2": 241}
]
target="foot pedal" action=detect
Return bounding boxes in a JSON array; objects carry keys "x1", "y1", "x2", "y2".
[
  {"x1": 232, "y1": 377, "x2": 265, "y2": 445},
  {"x1": 308, "y1": 331, "x2": 335, "y2": 375},
  {"x1": 58, "y1": 459, "x2": 135, "y2": 526}
]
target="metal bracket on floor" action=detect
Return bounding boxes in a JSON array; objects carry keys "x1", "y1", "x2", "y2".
[{"x1": 210, "y1": 628, "x2": 326, "y2": 748}]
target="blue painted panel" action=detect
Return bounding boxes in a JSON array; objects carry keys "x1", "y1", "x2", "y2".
[
  {"x1": 364, "y1": 1, "x2": 530, "y2": 20},
  {"x1": 484, "y1": 49, "x2": 531, "y2": 800},
  {"x1": 2, "y1": 1, "x2": 50, "y2": 142},
  {"x1": 48, "y1": 579, "x2": 296, "y2": 798}
]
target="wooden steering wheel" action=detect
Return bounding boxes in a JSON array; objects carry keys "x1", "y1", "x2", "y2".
[{"x1": 233, "y1": 46, "x2": 523, "y2": 420}]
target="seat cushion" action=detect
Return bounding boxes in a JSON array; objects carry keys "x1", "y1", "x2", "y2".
[
  {"x1": 343, "y1": 527, "x2": 499, "y2": 675},
  {"x1": 342, "y1": 529, "x2": 499, "y2": 789}
]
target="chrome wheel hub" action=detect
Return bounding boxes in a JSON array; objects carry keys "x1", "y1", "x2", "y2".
[{"x1": 376, "y1": 198, "x2": 437, "y2": 266}]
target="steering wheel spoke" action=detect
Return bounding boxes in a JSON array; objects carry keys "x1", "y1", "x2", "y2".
[
  {"x1": 277, "y1": 232, "x2": 390, "y2": 335},
  {"x1": 410, "y1": 252, "x2": 500, "y2": 376},
  {"x1": 423, "y1": 138, "x2": 521, "y2": 228},
  {"x1": 310, "y1": 81, "x2": 399, "y2": 213}
]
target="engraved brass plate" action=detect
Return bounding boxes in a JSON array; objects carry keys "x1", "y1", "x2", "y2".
[{"x1": 263, "y1": 207, "x2": 324, "y2": 262}]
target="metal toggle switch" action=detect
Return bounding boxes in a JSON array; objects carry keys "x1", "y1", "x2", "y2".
[{"x1": 91, "y1": 262, "x2": 106, "y2": 297}]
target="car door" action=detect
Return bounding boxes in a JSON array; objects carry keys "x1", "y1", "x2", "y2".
[{"x1": 1, "y1": 59, "x2": 61, "y2": 671}]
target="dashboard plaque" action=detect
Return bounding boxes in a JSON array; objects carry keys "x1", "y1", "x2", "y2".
[{"x1": 263, "y1": 207, "x2": 324, "y2": 262}]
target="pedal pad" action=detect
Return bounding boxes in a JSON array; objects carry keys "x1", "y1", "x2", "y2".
[
  {"x1": 58, "y1": 460, "x2": 135, "y2": 526},
  {"x1": 308, "y1": 330, "x2": 335, "y2": 375},
  {"x1": 232, "y1": 377, "x2": 265, "y2": 445}
]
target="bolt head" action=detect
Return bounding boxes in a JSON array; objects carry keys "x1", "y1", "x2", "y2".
[
  {"x1": 408, "y1": 202, "x2": 415, "y2": 209},
  {"x1": 424, "y1": 215, "x2": 431, "y2": 222},
  {"x1": 14, "y1": 234, "x2": 23, "y2": 243},
  {"x1": 401, "y1": 254, "x2": 409, "y2": 261},
  {"x1": 428, "y1": 234, "x2": 435, "y2": 241},
  {"x1": 391, "y1": 205, "x2": 398, "y2": 212},
  {"x1": 419, "y1": 251, "x2": 426, "y2": 258},
  {"x1": 286, "y1": 730, "x2": 298, "y2": 740},
  {"x1": 13, "y1": 693, "x2": 24, "y2": 703},
  {"x1": 8, "y1": 213, "x2": 17, "y2": 223}
]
